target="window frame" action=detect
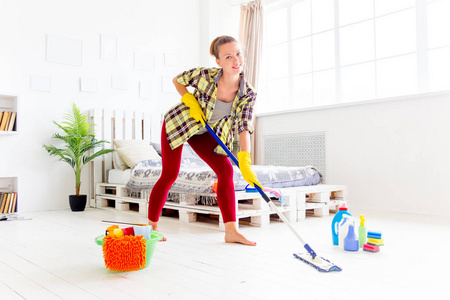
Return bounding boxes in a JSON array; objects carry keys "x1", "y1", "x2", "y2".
[{"x1": 257, "y1": 0, "x2": 450, "y2": 114}]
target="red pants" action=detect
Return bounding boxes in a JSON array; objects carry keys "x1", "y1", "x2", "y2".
[{"x1": 148, "y1": 123, "x2": 236, "y2": 223}]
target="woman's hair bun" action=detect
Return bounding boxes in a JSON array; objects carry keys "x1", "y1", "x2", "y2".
[{"x1": 210, "y1": 35, "x2": 237, "y2": 59}]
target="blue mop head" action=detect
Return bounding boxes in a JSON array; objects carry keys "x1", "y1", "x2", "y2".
[{"x1": 293, "y1": 253, "x2": 342, "y2": 272}]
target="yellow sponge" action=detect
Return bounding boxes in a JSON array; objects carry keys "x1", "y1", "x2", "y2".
[
  {"x1": 367, "y1": 238, "x2": 384, "y2": 246},
  {"x1": 113, "y1": 228, "x2": 124, "y2": 238}
]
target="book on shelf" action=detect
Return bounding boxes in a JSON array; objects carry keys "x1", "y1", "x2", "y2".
[
  {"x1": 0, "y1": 192, "x2": 17, "y2": 213},
  {"x1": 1, "y1": 193, "x2": 11, "y2": 213},
  {"x1": 7, "y1": 112, "x2": 16, "y2": 131},
  {"x1": 0, "y1": 111, "x2": 17, "y2": 131},
  {"x1": 0, "y1": 112, "x2": 3, "y2": 125},
  {"x1": 10, "y1": 192, "x2": 17, "y2": 213},
  {"x1": 0, "y1": 111, "x2": 10, "y2": 130},
  {"x1": 0, "y1": 193, "x2": 6, "y2": 213}
]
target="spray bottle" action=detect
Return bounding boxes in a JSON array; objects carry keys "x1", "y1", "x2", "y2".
[
  {"x1": 359, "y1": 215, "x2": 367, "y2": 248},
  {"x1": 338, "y1": 215, "x2": 354, "y2": 249},
  {"x1": 344, "y1": 223, "x2": 359, "y2": 251},
  {"x1": 331, "y1": 201, "x2": 352, "y2": 245}
]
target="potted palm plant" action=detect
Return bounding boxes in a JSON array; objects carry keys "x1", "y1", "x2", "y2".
[{"x1": 43, "y1": 103, "x2": 114, "y2": 211}]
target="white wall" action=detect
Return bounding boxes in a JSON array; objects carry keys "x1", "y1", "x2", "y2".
[
  {"x1": 199, "y1": 0, "x2": 241, "y2": 67},
  {"x1": 0, "y1": 0, "x2": 202, "y2": 212},
  {"x1": 256, "y1": 92, "x2": 450, "y2": 216}
]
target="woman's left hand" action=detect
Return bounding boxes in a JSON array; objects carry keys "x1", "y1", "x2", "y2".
[{"x1": 237, "y1": 151, "x2": 263, "y2": 189}]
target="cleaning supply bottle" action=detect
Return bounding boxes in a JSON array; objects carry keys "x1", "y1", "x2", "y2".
[
  {"x1": 344, "y1": 224, "x2": 359, "y2": 251},
  {"x1": 331, "y1": 201, "x2": 352, "y2": 245},
  {"x1": 338, "y1": 215, "x2": 353, "y2": 249},
  {"x1": 359, "y1": 215, "x2": 367, "y2": 248}
]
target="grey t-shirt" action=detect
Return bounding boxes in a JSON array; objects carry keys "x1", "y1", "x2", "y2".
[{"x1": 195, "y1": 99, "x2": 233, "y2": 135}]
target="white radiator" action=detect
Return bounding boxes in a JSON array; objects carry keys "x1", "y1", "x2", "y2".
[{"x1": 262, "y1": 131, "x2": 327, "y2": 182}]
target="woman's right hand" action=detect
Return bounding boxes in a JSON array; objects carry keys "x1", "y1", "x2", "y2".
[{"x1": 181, "y1": 93, "x2": 206, "y2": 126}]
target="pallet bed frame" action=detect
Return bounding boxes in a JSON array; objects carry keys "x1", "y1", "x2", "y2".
[{"x1": 89, "y1": 109, "x2": 348, "y2": 230}]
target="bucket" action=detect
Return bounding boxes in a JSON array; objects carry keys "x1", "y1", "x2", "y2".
[{"x1": 95, "y1": 230, "x2": 163, "y2": 271}]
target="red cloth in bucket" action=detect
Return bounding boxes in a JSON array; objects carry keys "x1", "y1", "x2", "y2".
[{"x1": 122, "y1": 227, "x2": 135, "y2": 236}]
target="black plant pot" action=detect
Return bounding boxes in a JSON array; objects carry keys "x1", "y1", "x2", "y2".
[{"x1": 69, "y1": 195, "x2": 87, "y2": 212}]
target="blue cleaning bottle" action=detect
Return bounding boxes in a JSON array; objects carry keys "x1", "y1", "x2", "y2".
[
  {"x1": 331, "y1": 201, "x2": 352, "y2": 245},
  {"x1": 344, "y1": 224, "x2": 359, "y2": 251}
]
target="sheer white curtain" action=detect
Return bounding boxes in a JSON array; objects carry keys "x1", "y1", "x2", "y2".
[
  {"x1": 239, "y1": 0, "x2": 264, "y2": 163},
  {"x1": 239, "y1": 0, "x2": 264, "y2": 90}
]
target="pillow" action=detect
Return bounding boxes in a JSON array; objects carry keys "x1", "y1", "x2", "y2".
[
  {"x1": 114, "y1": 139, "x2": 153, "y2": 149},
  {"x1": 182, "y1": 143, "x2": 200, "y2": 159},
  {"x1": 113, "y1": 139, "x2": 160, "y2": 170},
  {"x1": 112, "y1": 151, "x2": 122, "y2": 170},
  {"x1": 114, "y1": 140, "x2": 137, "y2": 170},
  {"x1": 151, "y1": 142, "x2": 162, "y2": 156}
]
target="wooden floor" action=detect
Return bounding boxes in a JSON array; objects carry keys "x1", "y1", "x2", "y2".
[{"x1": 1, "y1": 208, "x2": 448, "y2": 300}]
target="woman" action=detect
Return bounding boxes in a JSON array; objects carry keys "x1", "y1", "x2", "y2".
[{"x1": 148, "y1": 35, "x2": 261, "y2": 246}]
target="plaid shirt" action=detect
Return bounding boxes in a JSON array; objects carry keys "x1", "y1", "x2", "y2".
[{"x1": 164, "y1": 67, "x2": 256, "y2": 156}]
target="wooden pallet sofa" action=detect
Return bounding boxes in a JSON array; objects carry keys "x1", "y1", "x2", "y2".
[{"x1": 89, "y1": 109, "x2": 348, "y2": 230}]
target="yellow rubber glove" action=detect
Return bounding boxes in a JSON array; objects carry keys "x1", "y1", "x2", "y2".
[
  {"x1": 181, "y1": 93, "x2": 206, "y2": 126},
  {"x1": 237, "y1": 151, "x2": 263, "y2": 189}
]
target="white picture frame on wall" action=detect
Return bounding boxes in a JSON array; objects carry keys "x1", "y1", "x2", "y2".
[
  {"x1": 139, "y1": 81, "x2": 152, "y2": 99},
  {"x1": 164, "y1": 53, "x2": 178, "y2": 66},
  {"x1": 134, "y1": 53, "x2": 155, "y2": 72},
  {"x1": 30, "y1": 75, "x2": 52, "y2": 92},
  {"x1": 111, "y1": 75, "x2": 128, "y2": 90},
  {"x1": 100, "y1": 34, "x2": 117, "y2": 61},
  {"x1": 162, "y1": 76, "x2": 175, "y2": 93},
  {"x1": 80, "y1": 78, "x2": 98, "y2": 93},
  {"x1": 46, "y1": 35, "x2": 82, "y2": 66}
]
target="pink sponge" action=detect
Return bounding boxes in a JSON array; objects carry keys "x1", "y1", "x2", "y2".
[{"x1": 363, "y1": 243, "x2": 380, "y2": 252}]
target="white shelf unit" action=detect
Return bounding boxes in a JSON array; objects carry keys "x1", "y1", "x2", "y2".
[
  {"x1": 0, "y1": 177, "x2": 18, "y2": 213},
  {"x1": 0, "y1": 93, "x2": 19, "y2": 213},
  {"x1": 0, "y1": 93, "x2": 18, "y2": 134}
]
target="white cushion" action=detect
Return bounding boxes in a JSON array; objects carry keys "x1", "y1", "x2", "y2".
[
  {"x1": 151, "y1": 142, "x2": 162, "y2": 156},
  {"x1": 113, "y1": 139, "x2": 160, "y2": 170},
  {"x1": 112, "y1": 151, "x2": 122, "y2": 170},
  {"x1": 182, "y1": 143, "x2": 200, "y2": 159}
]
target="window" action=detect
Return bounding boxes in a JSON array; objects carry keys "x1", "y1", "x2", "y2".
[
  {"x1": 427, "y1": 0, "x2": 450, "y2": 92},
  {"x1": 257, "y1": 0, "x2": 450, "y2": 114}
]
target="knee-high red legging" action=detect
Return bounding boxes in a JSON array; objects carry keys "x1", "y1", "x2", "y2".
[{"x1": 148, "y1": 122, "x2": 236, "y2": 223}]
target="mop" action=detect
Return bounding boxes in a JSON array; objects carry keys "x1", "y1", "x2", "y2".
[{"x1": 203, "y1": 121, "x2": 342, "y2": 272}]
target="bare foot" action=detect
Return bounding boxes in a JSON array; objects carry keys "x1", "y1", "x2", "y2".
[
  {"x1": 225, "y1": 230, "x2": 257, "y2": 246},
  {"x1": 224, "y1": 222, "x2": 256, "y2": 246},
  {"x1": 148, "y1": 220, "x2": 167, "y2": 241}
]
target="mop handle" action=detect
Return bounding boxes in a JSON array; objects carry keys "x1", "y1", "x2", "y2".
[
  {"x1": 203, "y1": 122, "x2": 240, "y2": 166},
  {"x1": 203, "y1": 122, "x2": 309, "y2": 248},
  {"x1": 102, "y1": 220, "x2": 148, "y2": 226}
]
